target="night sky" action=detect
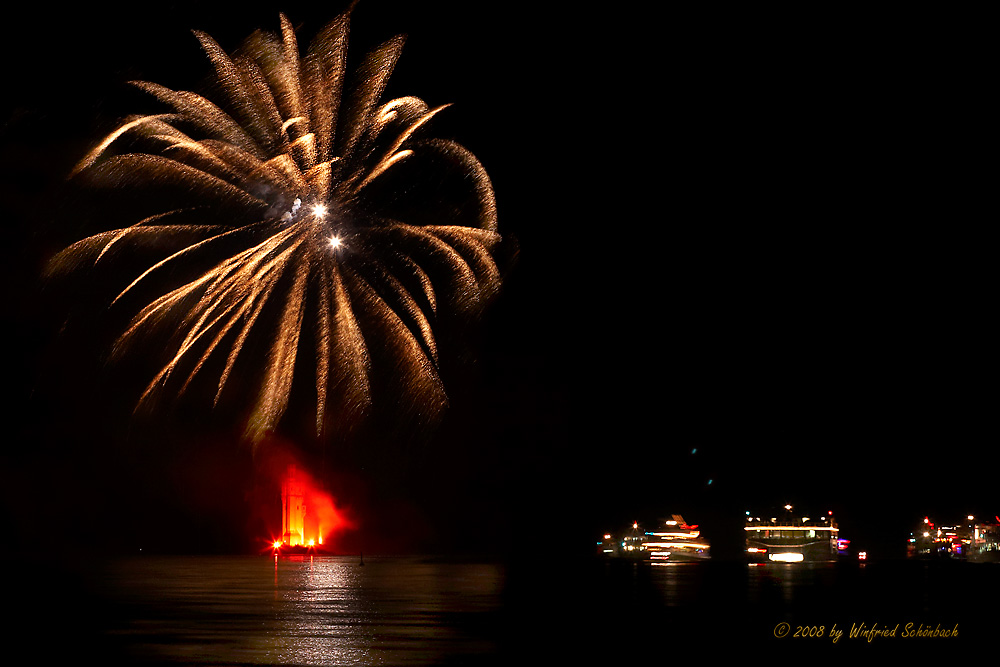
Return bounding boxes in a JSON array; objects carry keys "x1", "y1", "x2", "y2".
[{"x1": 1, "y1": 2, "x2": 991, "y2": 562}]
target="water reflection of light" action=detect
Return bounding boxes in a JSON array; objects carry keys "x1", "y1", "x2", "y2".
[
  {"x1": 268, "y1": 556, "x2": 503, "y2": 665},
  {"x1": 102, "y1": 555, "x2": 503, "y2": 665},
  {"x1": 648, "y1": 562, "x2": 704, "y2": 607},
  {"x1": 270, "y1": 556, "x2": 372, "y2": 665}
]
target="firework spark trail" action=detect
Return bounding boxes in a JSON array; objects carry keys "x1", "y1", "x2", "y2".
[{"x1": 50, "y1": 10, "x2": 502, "y2": 446}]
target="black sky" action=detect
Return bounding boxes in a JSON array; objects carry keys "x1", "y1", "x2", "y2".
[{"x1": 1, "y1": 2, "x2": 992, "y2": 560}]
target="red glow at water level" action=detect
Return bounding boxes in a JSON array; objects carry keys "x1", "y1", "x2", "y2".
[{"x1": 276, "y1": 464, "x2": 353, "y2": 550}]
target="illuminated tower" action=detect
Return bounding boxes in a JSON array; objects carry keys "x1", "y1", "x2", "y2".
[{"x1": 281, "y1": 465, "x2": 307, "y2": 546}]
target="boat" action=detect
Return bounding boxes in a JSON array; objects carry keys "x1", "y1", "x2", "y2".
[
  {"x1": 598, "y1": 515, "x2": 710, "y2": 562},
  {"x1": 744, "y1": 506, "x2": 839, "y2": 563},
  {"x1": 907, "y1": 515, "x2": 1000, "y2": 562},
  {"x1": 970, "y1": 518, "x2": 1000, "y2": 562}
]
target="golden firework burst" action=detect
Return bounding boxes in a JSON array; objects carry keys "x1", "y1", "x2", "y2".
[{"x1": 50, "y1": 11, "x2": 501, "y2": 445}]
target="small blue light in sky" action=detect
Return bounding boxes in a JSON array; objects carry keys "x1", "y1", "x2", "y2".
[
  {"x1": 707, "y1": 479, "x2": 713, "y2": 485},
  {"x1": 691, "y1": 448, "x2": 697, "y2": 455}
]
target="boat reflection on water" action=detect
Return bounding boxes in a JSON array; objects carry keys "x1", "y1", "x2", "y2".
[{"x1": 598, "y1": 515, "x2": 710, "y2": 563}]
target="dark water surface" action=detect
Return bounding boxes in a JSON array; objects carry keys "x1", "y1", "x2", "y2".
[
  {"x1": 540, "y1": 557, "x2": 1000, "y2": 661},
  {"x1": 10, "y1": 554, "x2": 1000, "y2": 664},
  {"x1": 97, "y1": 555, "x2": 503, "y2": 665}
]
